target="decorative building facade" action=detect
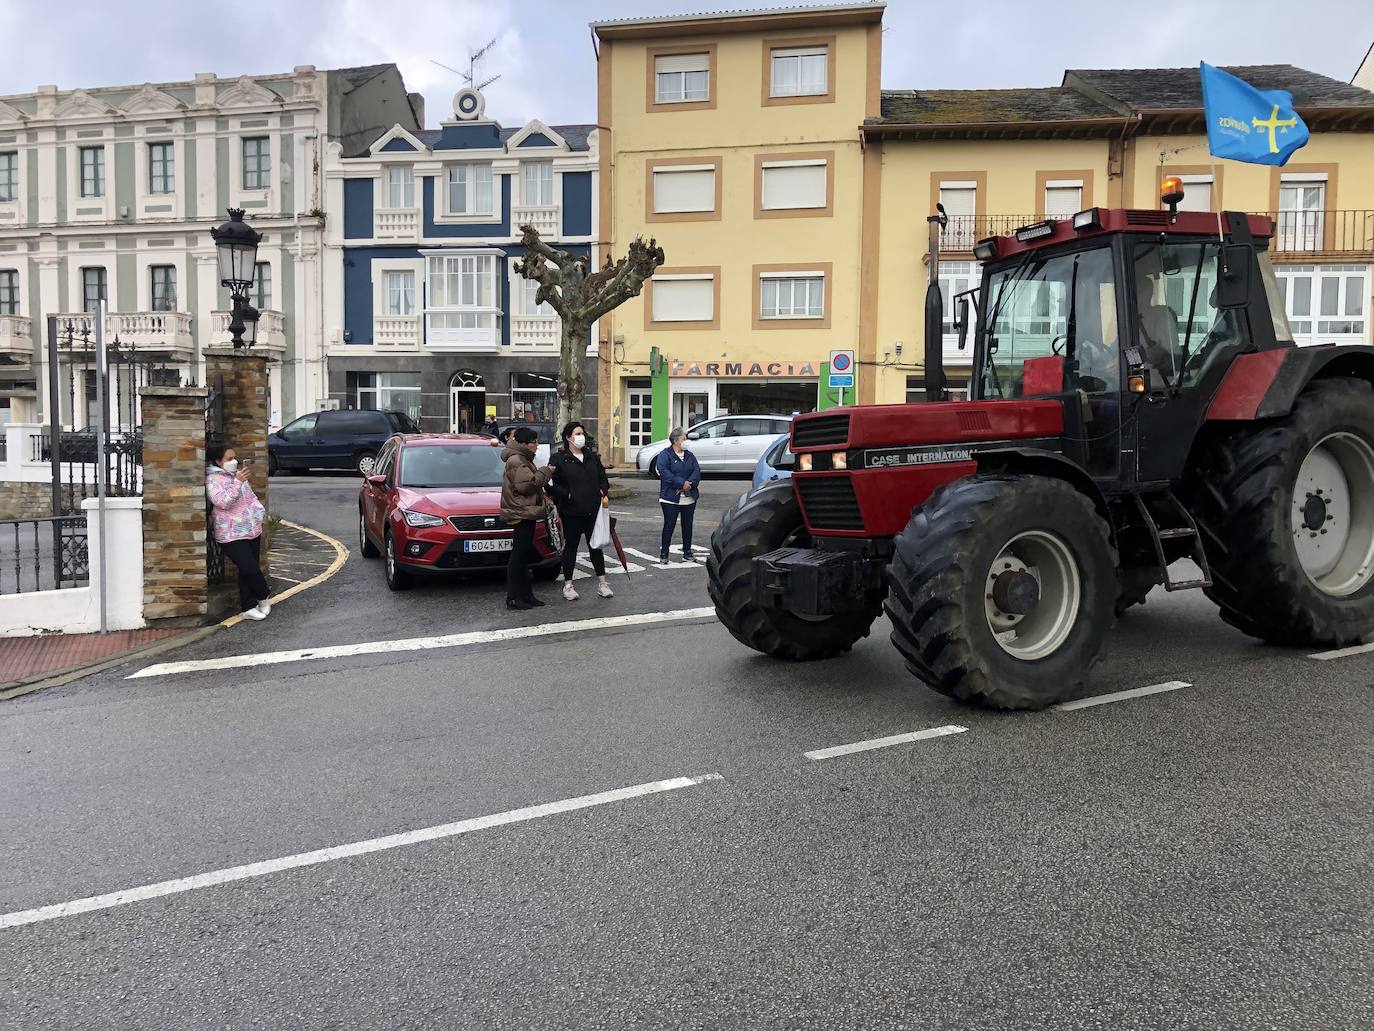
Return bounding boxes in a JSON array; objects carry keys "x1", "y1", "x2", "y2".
[
  {"x1": 0, "y1": 64, "x2": 420, "y2": 430},
  {"x1": 323, "y1": 88, "x2": 599, "y2": 436}
]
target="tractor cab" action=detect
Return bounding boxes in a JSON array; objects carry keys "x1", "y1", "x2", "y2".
[{"x1": 708, "y1": 179, "x2": 1374, "y2": 712}]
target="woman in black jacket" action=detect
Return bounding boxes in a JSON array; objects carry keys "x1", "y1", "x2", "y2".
[{"x1": 549, "y1": 421, "x2": 613, "y2": 601}]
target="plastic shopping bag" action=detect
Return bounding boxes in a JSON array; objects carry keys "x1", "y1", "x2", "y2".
[{"x1": 589, "y1": 504, "x2": 612, "y2": 550}]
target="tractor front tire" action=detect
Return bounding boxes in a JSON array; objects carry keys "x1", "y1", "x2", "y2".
[
  {"x1": 886, "y1": 474, "x2": 1118, "y2": 710},
  {"x1": 708, "y1": 480, "x2": 882, "y2": 660},
  {"x1": 1191, "y1": 378, "x2": 1374, "y2": 647}
]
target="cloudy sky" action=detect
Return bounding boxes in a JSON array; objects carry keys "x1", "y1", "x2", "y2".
[{"x1": 1, "y1": 0, "x2": 1370, "y2": 128}]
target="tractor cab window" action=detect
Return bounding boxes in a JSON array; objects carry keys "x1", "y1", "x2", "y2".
[
  {"x1": 980, "y1": 246, "x2": 1119, "y2": 399},
  {"x1": 1131, "y1": 241, "x2": 1242, "y2": 389}
]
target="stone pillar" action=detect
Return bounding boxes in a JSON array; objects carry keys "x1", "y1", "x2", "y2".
[
  {"x1": 205, "y1": 351, "x2": 270, "y2": 515},
  {"x1": 139, "y1": 384, "x2": 210, "y2": 624}
]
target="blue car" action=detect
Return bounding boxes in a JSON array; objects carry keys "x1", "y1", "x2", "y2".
[{"x1": 751, "y1": 433, "x2": 795, "y2": 490}]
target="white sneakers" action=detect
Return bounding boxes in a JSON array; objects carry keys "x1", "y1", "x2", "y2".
[
  {"x1": 564, "y1": 580, "x2": 615, "y2": 600},
  {"x1": 241, "y1": 599, "x2": 272, "y2": 620}
]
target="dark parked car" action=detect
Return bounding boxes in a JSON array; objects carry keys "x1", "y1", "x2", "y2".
[{"x1": 268, "y1": 409, "x2": 419, "y2": 476}]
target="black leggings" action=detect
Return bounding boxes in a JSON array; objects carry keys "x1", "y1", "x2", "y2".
[
  {"x1": 506, "y1": 518, "x2": 537, "y2": 602},
  {"x1": 660, "y1": 502, "x2": 695, "y2": 555},
  {"x1": 559, "y1": 510, "x2": 606, "y2": 580},
  {"x1": 220, "y1": 535, "x2": 270, "y2": 612}
]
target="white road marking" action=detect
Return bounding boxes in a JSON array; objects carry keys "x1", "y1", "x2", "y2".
[
  {"x1": 1053, "y1": 680, "x2": 1191, "y2": 711},
  {"x1": 622, "y1": 546, "x2": 699, "y2": 569},
  {"x1": 129, "y1": 606, "x2": 718, "y2": 679},
  {"x1": 1309, "y1": 640, "x2": 1374, "y2": 661},
  {"x1": 805, "y1": 724, "x2": 968, "y2": 761},
  {"x1": 0, "y1": 773, "x2": 724, "y2": 931}
]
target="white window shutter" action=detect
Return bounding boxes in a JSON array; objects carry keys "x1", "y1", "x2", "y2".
[
  {"x1": 761, "y1": 164, "x2": 826, "y2": 210},
  {"x1": 938, "y1": 186, "x2": 976, "y2": 218},
  {"x1": 653, "y1": 168, "x2": 716, "y2": 213},
  {"x1": 656, "y1": 53, "x2": 709, "y2": 74},
  {"x1": 652, "y1": 278, "x2": 713, "y2": 321}
]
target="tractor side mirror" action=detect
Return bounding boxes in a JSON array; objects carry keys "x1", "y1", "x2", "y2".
[
  {"x1": 956, "y1": 296, "x2": 970, "y2": 351},
  {"x1": 1217, "y1": 246, "x2": 1252, "y2": 309}
]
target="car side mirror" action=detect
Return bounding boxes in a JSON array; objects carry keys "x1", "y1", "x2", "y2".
[
  {"x1": 956, "y1": 296, "x2": 970, "y2": 351},
  {"x1": 687, "y1": 431, "x2": 701, "y2": 441},
  {"x1": 1217, "y1": 245, "x2": 1252, "y2": 309}
]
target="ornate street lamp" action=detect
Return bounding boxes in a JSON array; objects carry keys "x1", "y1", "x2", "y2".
[{"x1": 210, "y1": 208, "x2": 262, "y2": 349}]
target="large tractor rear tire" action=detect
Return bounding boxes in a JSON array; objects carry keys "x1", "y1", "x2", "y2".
[
  {"x1": 1191, "y1": 378, "x2": 1374, "y2": 647},
  {"x1": 886, "y1": 474, "x2": 1118, "y2": 710},
  {"x1": 708, "y1": 480, "x2": 883, "y2": 660}
]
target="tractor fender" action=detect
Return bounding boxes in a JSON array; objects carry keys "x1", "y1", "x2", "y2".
[
  {"x1": 973, "y1": 445, "x2": 1111, "y2": 524},
  {"x1": 1207, "y1": 344, "x2": 1374, "y2": 421}
]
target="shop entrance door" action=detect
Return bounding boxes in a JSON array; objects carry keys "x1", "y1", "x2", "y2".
[
  {"x1": 673, "y1": 391, "x2": 710, "y2": 430},
  {"x1": 448, "y1": 370, "x2": 485, "y2": 433}
]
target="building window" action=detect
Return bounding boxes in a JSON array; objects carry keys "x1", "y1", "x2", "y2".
[
  {"x1": 0, "y1": 270, "x2": 17, "y2": 315},
  {"x1": 522, "y1": 162, "x2": 553, "y2": 206},
  {"x1": 352, "y1": 371, "x2": 422, "y2": 421},
  {"x1": 519, "y1": 276, "x2": 554, "y2": 316},
  {"x1": 511, "y1": 372, "x2": 557, "y2": 421},
  {"x1": 426, "y1": 253, "x2": 497, "y2": 343},
  {"x1": 251, "y1": 262, "x2": 272, "y2": 310},
  {"x1": 1277, "y1": 264, "x2": 1369, "y2": 345},
  {"x1": 385, "y1": 165, "x2": 415, "y2": 208},
  {"x1": 149, "y1": 265, "x2": 177, "y2": 312},
  {"x1": 760, "y1": 274, "x2": 824, "y2": 319},
  {"x1": 81, "y1": 267, "x2": 107, "y2": 313},
  {"x1": 626, "y1": 386, "x2": 653, "y2": 448},
  {"x1": 148, "y1": 141, "x2": 174, "y2": 194},
  {"x1": 384, "y1": 270, "x2": 415, "y2": 316},
  {"x1": 446, "y1": 163, "x2": 494, "y2": 216},
  {"x1": 939, "y1": 182, "x2": 977, "y2": 250},
  {"x1": 770, "y1": 46, "x2": 828, "y2": 97},
  {"x1": 79, "y1": 146, "x2": 105, "y2": 198},
  {"x1": 1044, "y1": 181, "x2": 1082, "y2": 219},
  {"x1": 651, "y1": 275, "x2": 714, "y2": 323},
  {"x1": 242, "y1": 137, "x2": 270, "y2": 190},
  {"x1": 1278, "y1": 176, "x2": 1326, "y2": 252},
  {"x1": 654, "y1": 52, "x2": 710, "y2": 104},
  {"x1": 1173, "y1": 175, "x2": 1214, "y2": 212},
  {"x1": 0, "y1": 152, "x2": 16, "y2": 203},
  {"x1": 938, "y1": 261, "x2": 978, "y2": 341},
  {"x1": 651, "y1": 165, "x2": 716, "y2": 215},
  {"x1": 760, "y1": 159, "x2": 827, "y2": 212}
]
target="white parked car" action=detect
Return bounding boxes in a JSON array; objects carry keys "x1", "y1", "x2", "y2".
[{"x1": 636, "y1": 415, "x2": 795, "y2": 476}]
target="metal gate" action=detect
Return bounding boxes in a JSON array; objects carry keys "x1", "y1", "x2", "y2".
[{"x1": 205, "y1": 372, "x2": 225, "y2": 585}]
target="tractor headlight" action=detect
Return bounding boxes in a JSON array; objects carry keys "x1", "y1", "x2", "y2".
[
  {"x1": 401, "y1": 509, "x2": 445, "y2": 528},
  {"x1": 798, "y1": 454, "x2": 813, "y2": 472},
  {"x1": 832, "y1": 452, "x2": 848, "y2": 470}
]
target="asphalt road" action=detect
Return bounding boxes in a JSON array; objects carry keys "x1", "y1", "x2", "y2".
[{"x1": 2, "y1": 469, "x2": 1371, "y2": 1030}]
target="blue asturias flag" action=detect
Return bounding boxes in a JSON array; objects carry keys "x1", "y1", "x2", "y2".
[{"x1": 1200, "y1": 62, "x2": 1309, "y2": 166}]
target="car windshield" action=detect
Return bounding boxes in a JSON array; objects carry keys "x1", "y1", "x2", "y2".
[
  {"x1": 399, "y1": 444, "x2": 504, "y2": 488},
  {"x1": 979, "y1": 245, "x2": 1117, "y2": 399}
]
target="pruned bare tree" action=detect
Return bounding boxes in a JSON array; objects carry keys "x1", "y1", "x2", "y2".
[{"x1": 513, "y1": 224, "x2": 665, "y2": 435}]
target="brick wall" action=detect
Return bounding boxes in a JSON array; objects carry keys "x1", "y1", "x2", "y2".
[{"x1": 140, "y1": 385, "x2": 210, "y2": 624}]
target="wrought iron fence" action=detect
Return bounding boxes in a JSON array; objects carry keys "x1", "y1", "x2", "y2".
[{"x1": 0, "y1": 516, "x2": 89, "y2": 595}]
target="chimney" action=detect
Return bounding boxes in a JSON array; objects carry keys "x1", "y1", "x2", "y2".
[
  {"x1": 35, "y1": 85, "x2": 57, "y2": 119},
  {"x1": 407, "y1": 92, "x2": 425, "y2": 129}
]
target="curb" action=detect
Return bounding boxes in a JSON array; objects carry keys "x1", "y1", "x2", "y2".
[{"x1": 0, "y1": 519, "x2": 349, "y2": 701}]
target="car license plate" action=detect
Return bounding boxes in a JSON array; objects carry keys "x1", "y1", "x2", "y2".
[{"x1": 464, "y1": 538, "x2": 512, "y2": 553}]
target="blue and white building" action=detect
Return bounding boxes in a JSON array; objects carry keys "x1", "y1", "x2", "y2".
[{"x1": 323, "y1": 87, "x2": 598, "y2": 434}]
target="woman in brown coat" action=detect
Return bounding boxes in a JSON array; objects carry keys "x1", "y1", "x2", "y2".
[{"x1": 500, "y1": 426, "x2": 555, "y2": 610}]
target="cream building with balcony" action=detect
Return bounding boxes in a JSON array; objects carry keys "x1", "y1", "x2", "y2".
[
  {"x1": 322, "y1": 88, "x2": 598, "y2": 434},
  {"x1": 0, "y1": 64, "x2": 420, "y2": 431}
]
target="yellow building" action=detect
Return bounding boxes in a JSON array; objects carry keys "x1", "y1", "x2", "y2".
[
  {"x1": 592, "y1": 3, "x2": 884, "y2": 463},
  {"x1": 593, "y1": 2, "x2": 1374, "y2": 452},
  {"x1": 868, "y1": 66, "x2": 1374, "y2": 404}
]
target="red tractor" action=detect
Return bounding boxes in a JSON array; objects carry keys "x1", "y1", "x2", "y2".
[{"x1": 709, "y1": 183, "x2": 1374, "y2": 709}]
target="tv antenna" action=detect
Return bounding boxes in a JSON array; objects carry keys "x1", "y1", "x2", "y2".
[{"x1": 431, "y1": 37, "x2": 502, "y2": 92}]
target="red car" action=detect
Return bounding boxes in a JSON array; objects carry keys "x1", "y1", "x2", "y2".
[{"x1": 358, "y1": 434, "x2": 563, "y2": 590}]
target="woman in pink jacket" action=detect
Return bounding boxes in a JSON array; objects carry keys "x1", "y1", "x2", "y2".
[{"x1": 206, "y1": 442, "x2": 271, "y2": 620}]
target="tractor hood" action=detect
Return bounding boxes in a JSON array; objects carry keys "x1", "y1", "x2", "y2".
[{"x1": 790, "y1": 399, "x2": 1064, "y2": 453}]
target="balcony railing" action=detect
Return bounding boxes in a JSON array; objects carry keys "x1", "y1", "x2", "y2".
[
  {"x1": 0, "y1": 313, "x2": 33, "y2": 363},
  {"x1": 212, "y1": 309, "x2": 286, "y2": 355},
  {"x1": 374, "y1": 207, "x2": 419, "y2": 241},
  {"x1": 374, "y1": 314, "x2": 422, "y2": 350},
  {"x1": 510, "y1": 314, "x2": 560, "y2": 350},
  {"x1": 54, "y1": 311, "x2": 194, "y2": 360},
  {"x1": 512, "y1": 204, "x2": 561, "y2": 238}
]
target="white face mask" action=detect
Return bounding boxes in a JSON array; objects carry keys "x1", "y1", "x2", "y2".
[
  {"x1": 222, "y1": 459, "x2": 238, "y2": 474},
  {"x1": 572, "y1": 434, "x2": 586, "y2": 449}
]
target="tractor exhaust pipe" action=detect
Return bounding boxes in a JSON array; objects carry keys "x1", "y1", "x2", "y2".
[{"x1": 924, "y1": 206, "x2": 948, "y2": 403}]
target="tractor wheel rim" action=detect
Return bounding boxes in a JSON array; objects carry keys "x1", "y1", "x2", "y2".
[
  {"x1": 985, "y1": 530, "x2": 1081, "y2": 661},
  {"x1": 1292, "y1": 432, "x2": 1374, "y2": 597}
]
